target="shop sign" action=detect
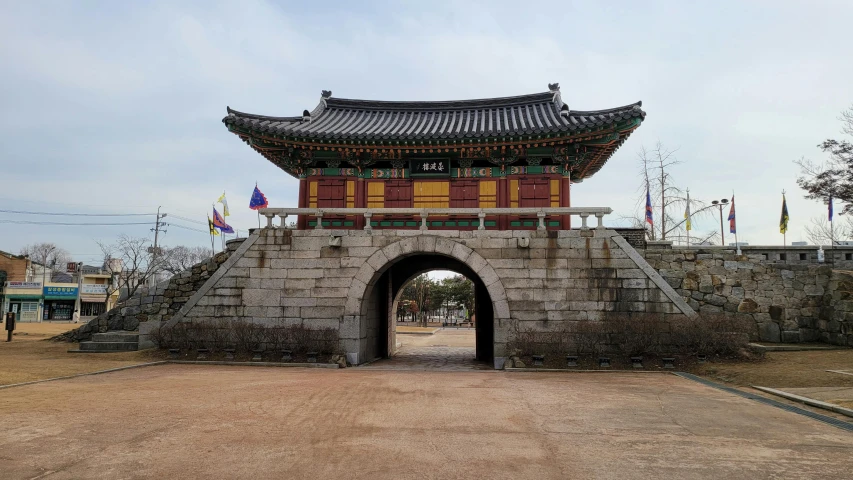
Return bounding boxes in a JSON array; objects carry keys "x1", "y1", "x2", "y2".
[
  {"x1": 82, "y1": 284, "x2": 108, "y2": 295},
  {"x1": 410, "y1": 159, "x2": 450, "y2": 177},
  {"x1": 6, "y1": 281, "x2": 42, "y2": 289},
  {"x1": 43, "y1": 286, "x2": 78, "y2": 298}
]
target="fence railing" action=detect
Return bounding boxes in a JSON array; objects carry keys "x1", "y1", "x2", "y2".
[{"x1": 258, "y1": 207, "x2": 613, "y2": 231}]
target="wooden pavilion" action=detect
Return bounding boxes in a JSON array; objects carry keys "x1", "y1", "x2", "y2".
[{"x1": 223, "y1": 84, "x2": 645, "y2": 230}]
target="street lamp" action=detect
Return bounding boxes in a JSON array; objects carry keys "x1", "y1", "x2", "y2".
[{"x1": 711, "y1": 198, "x2": 730, "y2": 246}]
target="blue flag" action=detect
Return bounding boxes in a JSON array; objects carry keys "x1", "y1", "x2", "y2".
[
  {"x1": 645, "y1": 184, "x2": 653, "y2": 227},
  {"x1": 829, "y1": 195, "x2": 834, "y2": 222},
  {"x1": 212, "y1": 207, "x2": 234, "y2": 234},
  {"x1": 728, "y1": 196, "x2": 736, "y2": 234},
  {"x1": 249, "y1": 185, "x2": 269, "y2": 210}
]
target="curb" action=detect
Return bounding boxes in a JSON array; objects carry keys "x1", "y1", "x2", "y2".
[
  {"x1": 168, "y1": 360, "x2": 340, "y2": 369},
  {"x1": 675, "y1": 372, "x2": 853, "y2": 432},
  {"x1": 504, "y1": 368, "x2": 673, "y2": 373},
  {"x1": 751, "y1": 386, "x2": 853, "y2": 419}
]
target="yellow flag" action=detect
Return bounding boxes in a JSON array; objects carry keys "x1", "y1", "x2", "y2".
[
  {"x1": 217, "y1": 192, "x2": 230, "y2": 216},
  {"x1": 208, "y1": 216, "x2": 219, "y2": 236}
]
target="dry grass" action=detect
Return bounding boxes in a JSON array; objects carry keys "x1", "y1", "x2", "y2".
[
  {"x1": 691, "y1": 349, "x2": 853, "y2": 388},
  {"x1": 0, "y1": 322, "x2": 159, "y2": 385},
  {"x1": 7, "y1": 321, "x2": 81, "y2": 340}
]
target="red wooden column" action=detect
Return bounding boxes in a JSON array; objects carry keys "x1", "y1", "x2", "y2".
[
  {"x1": 297, "y1": 178, "x2": 308, "y2": 230},
  {"x1": 355, "y1": 177, "x2": 366, "y2": 229},
  {"x1": 561, "y1": 176, "x2": 571, "y2": 229},
  {"x1": 497, "y1": 175, "x2": 509, "y2": 230}
]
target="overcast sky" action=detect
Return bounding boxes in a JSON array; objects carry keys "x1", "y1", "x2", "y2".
[{"x1": 1, "y1": 0, "x2": 851, "y2": 264}]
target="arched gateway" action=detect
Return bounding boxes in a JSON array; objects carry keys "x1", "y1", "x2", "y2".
[
  {"x1": 147, "y1": 83, "x2": 694, "y2": 369},
  {"x1": 343, "y1": 236, "x2": 509, "y2": 365}
]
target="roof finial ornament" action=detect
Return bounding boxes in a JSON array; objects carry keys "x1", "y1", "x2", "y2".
[
  {"x1": 302, "y1": 109, "x2": 311, "y2": 122},
  {"x1": 548, "y1": 83, "x2": 560, "y2": 92},
  {"x1": 321, "y1": 90, "x2": 332, "y2": 99}
]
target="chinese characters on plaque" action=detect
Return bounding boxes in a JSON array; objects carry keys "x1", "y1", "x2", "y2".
[{"x1": 410, "y1": 159, "x2": 450, "y2": 176}]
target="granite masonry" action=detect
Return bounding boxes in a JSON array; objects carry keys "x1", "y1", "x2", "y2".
[{"x1": 65, "y1": 229, "x2": 851, "y2": 366}]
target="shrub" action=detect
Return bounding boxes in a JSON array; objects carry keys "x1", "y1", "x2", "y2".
[
  {"x1": 572, "y1": 321, "x2": 607, "y2": 356},
  {"x1": 152, "y1": 319, "x2": 342, "y2": 358}
]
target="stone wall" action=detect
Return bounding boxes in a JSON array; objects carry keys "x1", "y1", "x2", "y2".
[
  {"x1": 159, "y1": 227, "x2": 694, "y2": 366},
  {"x1": 61, "y1": 248, "x2": 235, "y2": 342},
  {"x1": 823, "y1": 270, "x2": 853, "y2": 345},
  {"x1": 643, "y1": 248, "x2": 852, "y2": 346}
]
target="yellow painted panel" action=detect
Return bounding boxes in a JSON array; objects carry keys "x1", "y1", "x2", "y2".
[
  {"x1": 479, "y1": 180, "x2": 497, "y2": 208},
  {"x1": 510, "y1": 179, "x2": 519, "y2": 208},
  {"x1": 346, "y1": 180, "x2": 355, "y2": 208},
  {"x1": 413, "y1": 181, "x2": 449, "y2": 208},
  {"x1": 367, "y1": 181, "x2": 384, "y2": 208},
  {"x1": 368, "y1": 182, "x2": 384, "y2": 195},
  {"x1": 480, "y1": 180, "x2": 496, "y2": 195},
  {"x1": 551, "y1": 179, "x2": 560, "y2": 207},
  {"x1": 308, "y1": 181, "x2": 318, "y2": 208}
]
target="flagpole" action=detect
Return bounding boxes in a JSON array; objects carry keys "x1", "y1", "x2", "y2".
[
  {"x1": 256, "y1": 181, "x2": 262, "y2": 229},
  {"x1": 782, "y1": 190, "x2": 787, "y2": 249},
  {"x1": 733, "y1": 190, "x2": 740, "y2": 255},
  {"x1": 686, "y1": 188, "x2": 690, "y2": 247},
  {"x1": 209, "y1": 226, "x2": 215, "y2": 256}
]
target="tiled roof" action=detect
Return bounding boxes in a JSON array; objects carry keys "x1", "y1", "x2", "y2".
[{"x1": 223, "y1": 86, "x2": 644, "y2": 143}]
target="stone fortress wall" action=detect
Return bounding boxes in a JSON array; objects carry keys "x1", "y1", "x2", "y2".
[
  {"x1": 66, "y1": 229, "x2": 852, "y2": 364},
  {"x1": 642, "y1": 245, "x2": 853, "y2": 346}
]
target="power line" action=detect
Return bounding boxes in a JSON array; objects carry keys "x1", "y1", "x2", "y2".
[
  {"x1": 0, "y1": 208, "x2": 156, "y2": 216},
  {"x1": 0, "y1": 220, "x2": 152, "y2": 226},
  {"x1": 169, "y1": 223, "x2": 210, "y2": 234},
  {"x1": 168, "y1": 214, "x2": 208, "y2": 225}
]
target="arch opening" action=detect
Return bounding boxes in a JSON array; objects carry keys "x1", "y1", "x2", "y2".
[{"x1": 359, "y1": 253, "x2": 495, "y2": 368}]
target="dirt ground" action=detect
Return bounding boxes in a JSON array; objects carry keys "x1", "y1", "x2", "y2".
[
  {"x1": 692, "y1": 349, "x2": 853, "y2": 389},
  {"x1": 0, "y1": 322, "x2": 156, "y2": 386},
  {"x1": 2, "y1": 365, "x2": 852, "y2": 480}
]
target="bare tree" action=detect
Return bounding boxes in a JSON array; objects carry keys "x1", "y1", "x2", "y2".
[
  {"x1": 97, "y1": 235, "x2": 167, "y2": 303},
  {"x1": 19, "y1": 242, "x2": 71, "y2": 281},
  {"x1": 161, "y1": 245, "x2": 211, "y2": 274},
  {"x1": 840, "y1": 103, "x2": 853, "y2": 137},
  {"x1": 633, "y1": 142, "x2": 717, "y2": 244},
  {"x1": 805, "y1": 215, "x2": 853, "y2": 246}
]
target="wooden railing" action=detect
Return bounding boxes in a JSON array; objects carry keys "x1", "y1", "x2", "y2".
[{"x1": 258, "y1": 207, "x2": 613, "y2": 231}]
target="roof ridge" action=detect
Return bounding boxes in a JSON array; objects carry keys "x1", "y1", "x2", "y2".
[{"x1": 324, "y1": 91, "x2": 555, "y2": 111}]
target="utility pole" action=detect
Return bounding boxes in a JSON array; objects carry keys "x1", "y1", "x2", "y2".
[{"x1": 149, "y1": 206, "x2": 168, "y2": 286}]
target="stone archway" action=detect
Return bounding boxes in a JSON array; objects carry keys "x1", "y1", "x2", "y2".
[{"x1": 341, "y1": 236, "x2": 509, "y2": 367}]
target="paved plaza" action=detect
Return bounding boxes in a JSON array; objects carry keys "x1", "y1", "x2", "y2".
[
  {"x1": 2, "y1": 363, "x2": 853, "y2": 480},
  {"x1": 363, "y1": 328, "x2": 488, "y2": 370}
]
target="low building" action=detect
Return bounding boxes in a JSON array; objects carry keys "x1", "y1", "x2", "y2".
[{"x1": 3, "y1": 264, "x2": 120, "y2": 322}]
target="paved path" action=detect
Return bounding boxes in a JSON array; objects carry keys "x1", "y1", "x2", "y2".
[
  {"x1": 2, "y1": 366, "x2": 852, "y2": 479},
  {"x1": 363, "y1": 328, "x2": 488, "y2": 370}
]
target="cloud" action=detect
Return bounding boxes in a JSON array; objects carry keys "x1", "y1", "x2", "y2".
[{"x1": 1, "y1": 0, "x2": 852, "y2": 258}]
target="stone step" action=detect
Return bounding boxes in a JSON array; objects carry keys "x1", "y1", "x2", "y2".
[
  {"x1": 91, "y1": 332, "x2": 139, "y2": 343},
  {"x1": 78, "y1": 341, "x2": 139, "y2": 352}
]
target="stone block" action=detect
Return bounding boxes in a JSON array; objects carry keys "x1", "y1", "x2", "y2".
[
  {"x1": 381, "y1": 241, "x2": 403, "y2": 262},
  {"x1": 242, "y1": 288, "x2": 281, "y2": 307},
  {"x1": 287, "y1": 268, "x2": 324, "y2": 279},
  {"x1": 758, "y1": 322, "x2": 781, "y2": 342},
  {"x1": 301, "y1": 307, "x2": 345, "y2": 319},
  {"x1": 417, "y1": 236, "x2": 437, "y2": 252},
  {"x1": 355, "y1": 264, "x2": 377, "y2": 285},
  {"x1": 617, "y1": 269, "x2": 647, "y2": 279},
  {"x1": 366, "y1": 250, "x2": 389, "y2": 271},
  {"x1": 281, "y1": 296, "x2": 317, "y2": 307},
  {"x1": 451, "y1": 242, "x2": 473, "y2": 263},
  {"x1": 622, "y1": 279, "x2": 648, "y2": 289}
]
